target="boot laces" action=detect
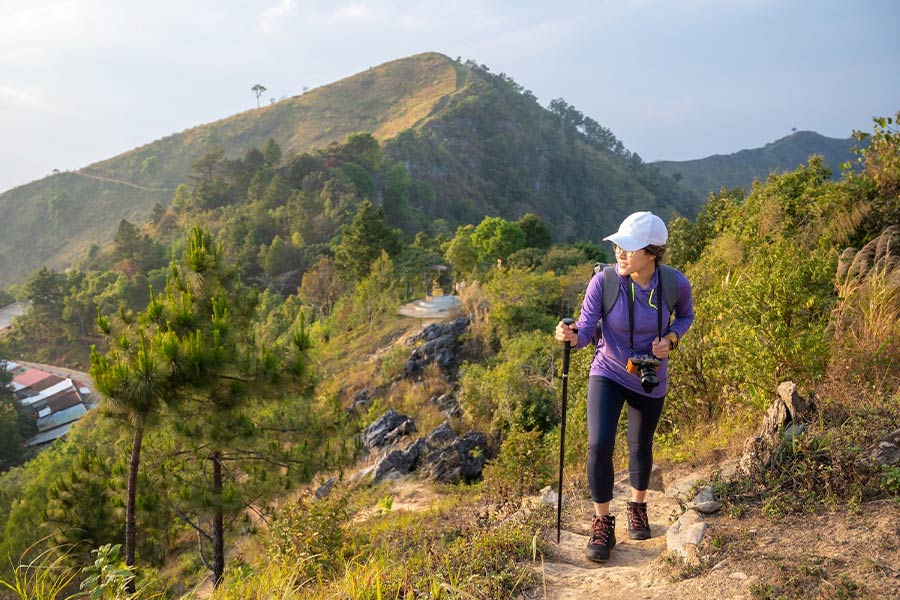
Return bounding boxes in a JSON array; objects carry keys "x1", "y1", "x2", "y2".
[
  {"x1": 590, "y1": 515, "x2": 613, "y2": 546},
  {"x1": 627, "y1": 502, "x2": 649, "y2": 530}
]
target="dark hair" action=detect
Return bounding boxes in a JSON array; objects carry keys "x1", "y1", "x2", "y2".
[{"x1": 644, "y1": 244, "x2": 667, "y2": 264}]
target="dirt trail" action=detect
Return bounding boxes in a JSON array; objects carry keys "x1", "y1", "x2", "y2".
[
  {"x1": 73, "y1": 169, "x2": 174, "y2": 193},
  {"x1": 530, "y1": 467, "x2": 754, "y2": 600}
]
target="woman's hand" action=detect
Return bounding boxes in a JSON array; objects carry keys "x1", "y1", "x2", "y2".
[
  {"x1": 651, "y1": 336, "x2": 672, "y2": 359},
  {"x1": 555, "y1": 320, "x2": 578, "y2": 346}
]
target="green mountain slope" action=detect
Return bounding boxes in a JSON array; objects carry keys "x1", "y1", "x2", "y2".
[
  {"x1": 0, "y1": 52, "x2": 698, "y2": 288},
  {"x1": 653, "y1": 130, "x2": 857, "y2": 198}
]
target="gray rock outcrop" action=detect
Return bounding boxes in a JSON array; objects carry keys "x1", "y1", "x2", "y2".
[
  {"x1": 367, "y1": 421, "x2": 490, "y2": 485},
  {"x1": 740, "y1": 381, "x2": 811, "y2": 474},
  {"x1": 424, "y1": 431, "x2": 488, "y2": 484},
  {"x1": 364, "y1": 409, "x2": 417, "y2": 451},
  {"x1": 402, "y1": 317, "x2": 469, "y2": 382}
]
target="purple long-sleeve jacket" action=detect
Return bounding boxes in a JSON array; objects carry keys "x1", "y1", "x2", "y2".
[{"x1": 572, "y1": 265, "x2": 694, "y2": 398}]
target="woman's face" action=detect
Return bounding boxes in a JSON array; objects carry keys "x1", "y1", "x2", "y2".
[{"x1": 614, "y1": 245, "x2": 655, "y2": 276}]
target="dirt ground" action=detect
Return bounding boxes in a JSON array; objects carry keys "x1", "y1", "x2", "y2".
[{"x1": 520, "y1": 460, "x2": 900, "y2": 600}]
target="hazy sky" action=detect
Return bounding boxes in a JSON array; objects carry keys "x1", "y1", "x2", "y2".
[{"x1": 2, "y1": 0, "x2": 898, "y2": 193}]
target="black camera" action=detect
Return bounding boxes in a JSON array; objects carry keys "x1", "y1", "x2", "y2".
[{"x1": 627, "y1": 354, "x2": 662, "y2": 393}]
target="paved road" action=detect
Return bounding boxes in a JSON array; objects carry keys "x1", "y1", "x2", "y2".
[{"x1": 0, "y1": 302, "x2": 25, "y2": 330}]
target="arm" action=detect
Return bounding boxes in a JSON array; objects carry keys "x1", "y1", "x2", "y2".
[
  {"x1": 555, "y1": 271, "x2": 603, "y2": 350},
  {"x1": 653, "y1": 271, "x2": 695, "y2": 359}
]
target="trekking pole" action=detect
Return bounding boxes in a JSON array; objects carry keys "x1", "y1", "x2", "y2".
[{"x1": 557, "y1": 317, "x2": 576, "y2": 544}]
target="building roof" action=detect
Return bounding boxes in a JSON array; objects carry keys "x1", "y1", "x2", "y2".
[
  {"x1": 20, "y1": 379, "x2": 76, "y2": 408},
  {"x1": 26, "y1": 422, "x2": 75, "y2": 447},
  {"x1": 13, "y1": 368, "x2": 53, "y2": 388},
  {"x1": 29, "y1": 374, "x2": 66, "y2": 392},
  {"x1": 36, "y1": 403, "x2": 87, "y2": 432},
  {"x1": 47, "y1": 389, "x2": 83, "y2": 413}
]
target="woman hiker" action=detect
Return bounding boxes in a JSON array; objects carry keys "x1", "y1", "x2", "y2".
[{"x1": 555, "y1": 211, "x2": 695, "y2": 562}]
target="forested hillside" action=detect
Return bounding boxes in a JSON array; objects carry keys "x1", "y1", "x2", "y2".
[
  {"x1": 654, "y1": 130, "x2": 857, "y2": 198},
  {"x1": 0, "y1": 52, "x2": 696, "y2": 289},
  {"x1": 0, "y1": 112, "x2": 897, "y2": 597}
]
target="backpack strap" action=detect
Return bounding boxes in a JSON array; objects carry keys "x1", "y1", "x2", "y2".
[
  {"x1": 601, "y1": 265, "x2": 620, "y2": 317},
  {"x1": 593, "y1": 264, "x2": 680, "y2": 343},
  {"x1": 657, "y1": 264, "x2": 678, "y2": 318}
]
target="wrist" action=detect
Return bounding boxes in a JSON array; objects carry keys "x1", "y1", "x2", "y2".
[{"x1": 664, "y1": 332, "x2": 679, "y2": 350}]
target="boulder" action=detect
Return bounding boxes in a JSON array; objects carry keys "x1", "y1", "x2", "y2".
[
  {"x1": 402, "y1": 317, "x2": 469, "y2": 382},
  {"x1": 858, "y1": 428, "x2": 900, "y2": 468},
  {"x1": 425, "y1": 421, "x2": 456, "y2": 447},
  {"x1": 666, "y1": 509, "x2": 707, "y2": 565},
  {"x1": 424, "y1": 431, "x2": 488, "y2": 484},
  {"x1": 374, "y1": 438, "x2": 427, "y2": 483},
  {"x1": 686, "y1": 485, "x2": 722, "y2": 514},
  {"x1": 740, "y1": 381, "x2": 812, "y2": 474},
  {"x1": 363, "y1": 409, "x2": 417, "y2": 451},
  {"x1": 314, "y1": 477, "x2": 336, "y2": 499}
]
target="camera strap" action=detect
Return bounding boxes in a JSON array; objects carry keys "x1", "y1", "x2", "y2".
[{"x1": 627, "y1": 268, "x2": 664, "y2": 355}]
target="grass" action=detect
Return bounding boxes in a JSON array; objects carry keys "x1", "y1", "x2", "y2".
[{"x1": 203, "y1": 480, "x2": 550, "y2": 599}]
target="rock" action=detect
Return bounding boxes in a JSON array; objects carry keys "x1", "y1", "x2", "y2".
[
  {"x1": 425, "y1": 421, "x2": 456, "y2": 448},
  {"x1": 776, "y1": 381, "x2": 809, "y2": 423},
  {"x1": 540, "y1": 485, "x2": 560, "y2": 505},
  {"x1": 350, "y1": 388, "x2": 374, "y2": 412},
  {"x1": 314, "y1": 477, "x2": 336, "y2": 499},
  {"x1": 430, "y1": 393, "x2": 463, "y2": 419},
  {"x1": 401, "y1": 317, "x2": 469, "y2": 382},
  {"x1": 363, "y1": 409, "x2": 417, "y2": 451},
  {"x1": 729, "y1": 571, "x2": 748, "y2": 581},
  {"x1": 858, "y1": 428, "x2": 900, "y2": 467},
  {"x1": 424, "y1": 431, "x2": 488, "y2": 484},
  {"x1": 373, "y1": 438, "x2": 427, "y2": 483},
  {"x1": 685, "y1": 485, "x2": 723, "y2": 514},
  {"x1": 740, "y1": 381, "x2": 813, "y2": 474},
  {"x1": 666, "y1": 509, "x2": 707, "y2": 565},
  {"x1": 647, "y1": 464, "x2": 665, "y2": 492}
]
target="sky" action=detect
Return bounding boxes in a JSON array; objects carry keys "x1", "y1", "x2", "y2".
[{"x1": 1, "y1": 0, "x2": 898, "y2": 193}]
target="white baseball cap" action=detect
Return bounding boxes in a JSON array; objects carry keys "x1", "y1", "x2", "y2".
[{"x1": 602, "y1": 211, "x2": 668, "y2": 251}]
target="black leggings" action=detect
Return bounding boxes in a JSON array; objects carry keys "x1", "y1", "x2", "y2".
[{"x1": 586, "y1": 376, "x2": 664, "y2": 504}]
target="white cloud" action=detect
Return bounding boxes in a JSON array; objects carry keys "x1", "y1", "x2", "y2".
[
  {"x1": 323, "y1": 3, "x2": 372, "y2": 23},
  {"x1": 256, "y1": 0, "x2": 300, "y2": 37},
  {"x1": 0, "y1": 81, "x2": 67, "y2": 115}
]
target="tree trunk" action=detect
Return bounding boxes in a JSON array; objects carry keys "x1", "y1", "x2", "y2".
[
  {"x1": 125, "y1": 422, "x2": 144, "y2": 595},
  {"x1": 212, "y1": 450, "x2": 225, "y2": 588}
]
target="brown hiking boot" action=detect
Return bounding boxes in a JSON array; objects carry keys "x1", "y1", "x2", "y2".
[
  {"x1": 585, "y1": 514, "x2": 616, "y2": 562},
  {"x1": 626, "y1": 501, "x2": 651, "y2": 540}
]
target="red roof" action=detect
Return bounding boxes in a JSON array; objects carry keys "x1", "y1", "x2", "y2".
[{"x1": 13, "y1": 368, "x2": 53, "y2": 388}]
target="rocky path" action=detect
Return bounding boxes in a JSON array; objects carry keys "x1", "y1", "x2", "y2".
[{"x1": 531, "y1": 467, "x2": 754, "y2": 600}]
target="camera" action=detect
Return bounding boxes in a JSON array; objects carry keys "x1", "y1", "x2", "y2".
[{"x1": 627, "y1": 354, "x2": 662, "y2": 393}]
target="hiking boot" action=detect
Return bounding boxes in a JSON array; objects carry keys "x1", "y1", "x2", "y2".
[
  {"x1": 626, "y1": 501, "x2": 651, "y2": 540},
  {"x1": 585, "y1": 514, "x2": 616, "y2": 562}
]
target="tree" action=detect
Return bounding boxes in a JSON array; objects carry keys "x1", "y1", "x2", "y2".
[
  {"x1": 332, "y1": 200, "x2": 402, "y2": 281},
  {"x1": 517, "y1": 213, "x2": 552, "y2": 249},
  {"x1": 94, "y1": 226, "x2": 316, "y2": 589},
  {"x1": 90, "y1": 330, "x2": 172, "y2": 593},
  {"x1": 262, "y1": 138, "x2": 282, "y2": 168},
  {"x1": 299, "y1": 257, "x2": 346, "y2": 316},
  {"x1": 0, "y1": 365, "x2": 25, "y2": 470},
  {"x1": 251, "y1": 84, "x2": 267, "y2": 109},
  {"x1": 471, "y1": 216, "x2": 525, "y2": 265},
  {"x1": 444, "y1": 225, "x2": 478, "y2": 282}
]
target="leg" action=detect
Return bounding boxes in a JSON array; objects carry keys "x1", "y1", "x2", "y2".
[
  {"x1": 624, "y1": 392, "x2": 664, "y2": 494},
  {"x1": 586, "y1": 376, "x2": 627, "y2": 514},
  {"x1": 624, "y1": 392, "x2": 664, "y2": 539},
  {"x1": 585, "y1": 378, "x2": 624, "y2": 562}
]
